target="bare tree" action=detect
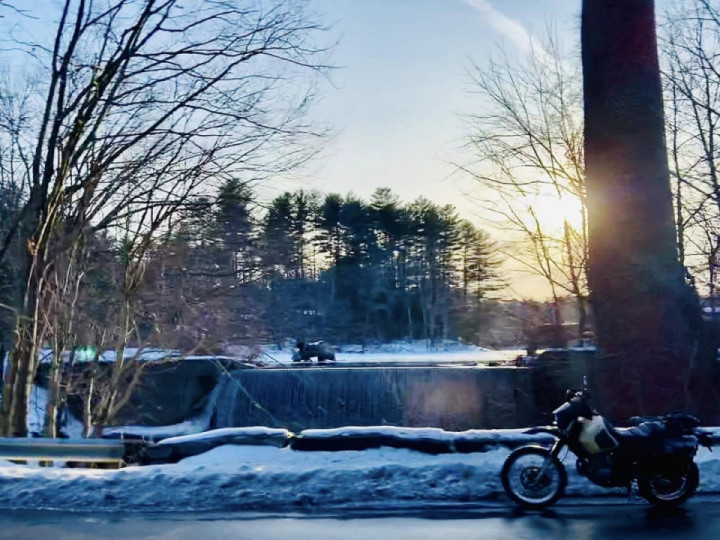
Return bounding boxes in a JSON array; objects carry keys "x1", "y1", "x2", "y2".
[
  {"x1": 0, "y1": 0, "x2": 327, "y2": 436},
  {"x1": 460, "y1": 31, "x2": 590, "y2": 334},
  {"x1": 663, "y1": 0, "x2": 720, "y2": 311}
]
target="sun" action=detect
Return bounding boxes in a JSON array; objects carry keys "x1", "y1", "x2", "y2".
[{"x1": 524, "y1": 193, "x2": 585, "y2": 234}]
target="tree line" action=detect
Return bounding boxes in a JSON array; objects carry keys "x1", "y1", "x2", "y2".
[
  {"x1": 42, "y1": 184, "x2": 503, "y2": 352},
  {"x1": 1, "y1": 179, "x2": 507, "y2": 358}
]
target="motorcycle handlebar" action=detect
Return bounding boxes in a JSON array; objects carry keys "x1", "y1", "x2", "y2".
[{"x1": 565, "y1": 389, "x2": 591, "y2": 402}]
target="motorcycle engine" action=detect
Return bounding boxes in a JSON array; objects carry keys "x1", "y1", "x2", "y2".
[{"x1": 576, "y1": 454, "x2": 622, "y2": 487}]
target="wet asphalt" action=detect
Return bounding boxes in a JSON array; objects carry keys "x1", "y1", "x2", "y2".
[{"x1": 2, "y1": 500, "x2": 720, "y2": 540}]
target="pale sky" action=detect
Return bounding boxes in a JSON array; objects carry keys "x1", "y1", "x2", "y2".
[
  {"x1": 300, "y1": 0, "x2": 580, "y2": 204},
  {"x1": 3, "y1": 1, "x2": 672, "y2": 300},
  {"x1": 279, "y1": 0, "x2": 583, "y2": 298}
]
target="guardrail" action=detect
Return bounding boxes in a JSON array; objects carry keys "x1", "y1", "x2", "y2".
[{"x1": 0, "y1": 437, "x2": 128, "y2": 463}]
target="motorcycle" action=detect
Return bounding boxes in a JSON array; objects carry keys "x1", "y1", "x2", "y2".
[{"x1": 500, "y1": 384, "x2": 714, "y2": 508}]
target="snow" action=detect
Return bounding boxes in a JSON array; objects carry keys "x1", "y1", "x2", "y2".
[
  {"x1": 258, "y1": 342, "x2": 524, "y2": 366},
  {"x1": 25, "y1": 341, "x2": 525, "y2": 369},
  {"x1": 27, "y1": 385, "x2": 85, "y2": 439},
  {"x1": 100, "y1": 419, "x2": 211, "y2": 442},
  {"x1": 299, "y1": 426, "x2": 457, "y2": 441},
  {"x1": 0, "y1": 445, "x2": 511, "y2": 512},
  {"x1": 338, "y1": 341, "x2": 491, "y2": 354},
  {"x1": 0, "y1": 430, "x2": 718, "y2": 512},
  {"x1": 35, "y1": 348, "x2": 183, "y2": 364},
  {"x1": 156, "y1": 427, "x2": 292, "y2": 446},
  {"x1": 7, "y1": 343, "x2": 718, "y2": 513},
  {"x1": 295, "y1": 426, "x2": 554, "y2": 446}
]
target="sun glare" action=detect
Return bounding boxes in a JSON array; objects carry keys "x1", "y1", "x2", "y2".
[{"x1": 524, "y1": 193, "x2": 584, "y2": 234}]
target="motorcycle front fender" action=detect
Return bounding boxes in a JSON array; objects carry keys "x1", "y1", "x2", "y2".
[
  {"x1": 523, "y1": 426, "x2": 565, "y2": 456},
  {"x1": 524, "y1": 426, "x2": 561, "y2": 437}
]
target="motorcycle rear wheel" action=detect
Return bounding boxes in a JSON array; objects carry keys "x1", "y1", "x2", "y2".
[
  {"x1": 501, "y1": 445, "x2": 567, "y2": 509},
  {"x1": 638, "y1": 462, "x2": 699, "y2": 507}
]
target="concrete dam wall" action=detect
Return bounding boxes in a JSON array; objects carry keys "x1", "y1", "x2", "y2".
[
  {"x1": 212, "y1": 366, "x2": 539, "y2": 432},
  {"x1": 36, "y1": 360, "x2": 229, "y2": 427},
  {"x1": 38, "y1": 356, "x2": 591, "y2": 431}
]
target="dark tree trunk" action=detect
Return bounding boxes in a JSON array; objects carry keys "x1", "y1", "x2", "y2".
[
  {"x1": 576, "y1": 296, "x2": 589, "y2": 337},
  {"x1": 581, "y1": 0, "x2": 699, "y2": 421},
  {"x1": 1, "y1": 278, "x2": 39, "y2": 437},
  {"x1": 0, "y1": 190, "x2": 46, "y2": 437}
]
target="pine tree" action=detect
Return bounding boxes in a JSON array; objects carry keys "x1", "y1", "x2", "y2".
[{"x1": 216, "y1": 179, "x2": 257, "y2": 284}]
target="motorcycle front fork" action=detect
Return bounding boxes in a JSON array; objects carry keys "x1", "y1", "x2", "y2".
[
  {"x1": 537, "y1": 439, "x2": 566, "y2": 478},
  {"x1": 549, "y1": 439, "x2": 565, "y2": 459}
]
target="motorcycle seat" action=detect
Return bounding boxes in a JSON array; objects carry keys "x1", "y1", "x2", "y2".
[{"x1": 613, "y1": 421, "x2": 665, "y2": 439}]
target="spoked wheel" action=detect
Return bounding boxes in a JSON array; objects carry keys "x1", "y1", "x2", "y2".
[
  {"x1": 638, "y1": 463, "x2": 699, "y2": 507},
  {"x1": 501, "y1": 445, "x2": 567, "y2": 509}
]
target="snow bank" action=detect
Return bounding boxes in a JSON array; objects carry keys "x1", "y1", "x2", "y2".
[
  {"x1": 0, "y1": 422, "x2": 718, "y2": 513},
  {"x1": 243, "y1": 340, "x2": 523, "y2": 366},
  {"x1": 101, "y1": 418, "x2": 211, "y2": 442},
  {"x1": 298, "y1": 426, "x2": 458, "y2": 441},
  {"x1": 36, "y1": 348, "x2": 183, "y2": 364},
  {"x1": 290, "y1": 426, "x2": 554, "y2": 453},
  {"x1": 336, "y1": 340, "x2": 489, "y2": 354},
  {"x1": 145, "y1": 427, "x2": 293, "y2": 463},
  {"x1": 0, "y1": 444, "x2": 719, "y2": 512},
  {"x1": 157, "y1": 427, "x2": 292, "y2": 446},
  {"x1": 145, "y1": 426, "x2": 554, "y2": 458},
  {"x1": 0, "y1": 445, "x2": 511, "y2": 512},
  {"x1": 260, "y1": 348, "x2": 523, "y2": 365}
]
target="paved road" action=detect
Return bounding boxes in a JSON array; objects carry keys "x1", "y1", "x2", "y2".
[{"x1": 3, "y1": 503, "x2": 720, "y2": 539}]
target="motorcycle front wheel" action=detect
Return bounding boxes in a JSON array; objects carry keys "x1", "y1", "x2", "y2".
[
  {"x1": 501, "y1": 445, "x2": 567, "y2": 509},
  {"x1": 638, "y1": 462, "x2": 699, "y2": 507}
]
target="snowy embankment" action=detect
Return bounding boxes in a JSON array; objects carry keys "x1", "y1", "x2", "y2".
[
  {"x1": 1, "y1": 428, "x2": 720, "y2": 512},
  {"x1": 250, "y1": 340, "x2": 524, "y2": 365}
]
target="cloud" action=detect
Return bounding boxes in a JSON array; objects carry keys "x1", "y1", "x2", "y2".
[{"x1": 463, "y1": 0, "x2": 547, "y2": 58}]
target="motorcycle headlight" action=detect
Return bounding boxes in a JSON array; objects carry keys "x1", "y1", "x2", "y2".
[{"x1": 554, "y1": 402, "x2": 575, "y2": 431}]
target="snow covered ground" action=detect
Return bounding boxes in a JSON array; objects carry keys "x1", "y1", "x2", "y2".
[
  {"x1": 0, "y1": 438, "x2": 719, "y2": 513},
  {"x1": 14, "y1": 343, "x2": 715, "y2": 514},
  {"x1": 255, "y1": 341, "x2": 525, "y2": 365},
  {"x1": 26, "y1": 341, "x2": 526, "y2": 370}
]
